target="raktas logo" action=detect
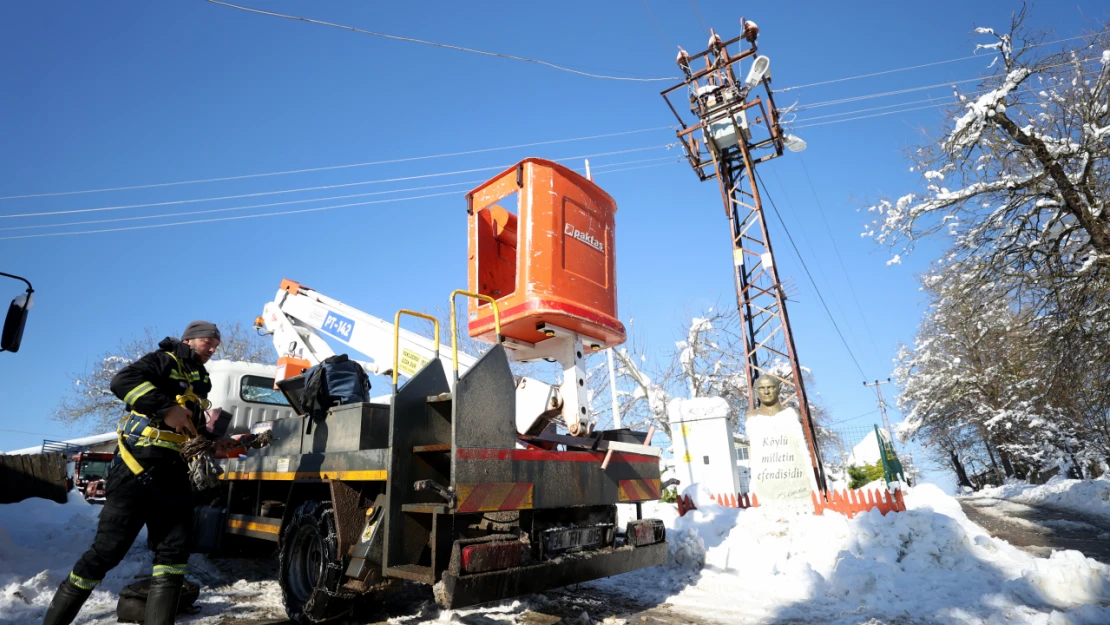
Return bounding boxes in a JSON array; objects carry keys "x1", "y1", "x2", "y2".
[{"x1": 564, "y1": 223, "x2": 604, "y2": 253}]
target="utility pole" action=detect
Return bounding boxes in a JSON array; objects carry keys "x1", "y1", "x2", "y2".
[
  {"x1": 661, "y1": 22, "x2": 826, "y2": 492},
  {"x1": 863, "y1": 378, "x2": 896, "y2": 452}
]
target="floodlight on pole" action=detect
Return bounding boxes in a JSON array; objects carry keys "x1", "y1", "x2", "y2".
[
  {"x1": 783, "y1": 134, "x2": 807, "y2": 153},
  {"x1": 744, "y1": 55, "x2": 770, "y2": 87}
]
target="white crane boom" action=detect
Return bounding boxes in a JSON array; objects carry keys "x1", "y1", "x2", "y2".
[{"x1": 257, "y1": 280, "x2": 560, "y2": 435}]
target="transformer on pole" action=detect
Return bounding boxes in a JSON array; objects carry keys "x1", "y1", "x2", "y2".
[{"x1": 660, "y1": 21, "x2": 827, "y2": 492}]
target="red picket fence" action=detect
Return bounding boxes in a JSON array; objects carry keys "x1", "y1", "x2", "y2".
[
  {"x1": 709, "y1": 492, "x2": 759, "y2": 509},
  {"x1": 811, "y1": 487, "x2": 906, "y2": 519},
  {"x1": 677, "y1": 487, "x2": 906, "y2": 518}
]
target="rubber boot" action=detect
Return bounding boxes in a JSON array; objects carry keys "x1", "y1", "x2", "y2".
[
  {"x1": 144, "y1": 575, "x2": 183, "y2": 625},
  {"x1": 42, "y1": 578, "x2": 93, "y2": 625}
]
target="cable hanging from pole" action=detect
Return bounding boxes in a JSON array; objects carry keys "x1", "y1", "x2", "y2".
[
  {"x1": 204, "y1": 0, "x2": 680, "y2": 82},
  {"x1": 754, "y1": 170, "x2": 869, "y2": 381}
]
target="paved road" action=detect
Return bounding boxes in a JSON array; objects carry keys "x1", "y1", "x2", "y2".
[
  {"x1": 959, "y1": 497, "x2": 1110, "y2": 565},
  {"x1": 215, "y1": 584, "x2": 717, "y2": 625}
]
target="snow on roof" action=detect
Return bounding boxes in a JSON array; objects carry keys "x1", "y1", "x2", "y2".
[
  {"x1": 847, "y1": 429, "x2": 881, "y2": 466},
  {"x1": 668, "y1": 397, "x2": 730, "y2": 424},
  {"x1": 5, "y1": 431, "x2": 117, "y2": 456}
]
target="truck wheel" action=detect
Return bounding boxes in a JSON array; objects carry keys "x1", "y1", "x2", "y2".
[{"x1": 279, "y1": 500, "x2": 353, "y2": 624}]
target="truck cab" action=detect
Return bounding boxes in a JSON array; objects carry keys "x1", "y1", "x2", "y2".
[
  {"x1": 206, "y1": 360, "x2": 295, "y2": 435},
  {"x1": 70, "y1": 451, "x2": 114, "y2": 502}
]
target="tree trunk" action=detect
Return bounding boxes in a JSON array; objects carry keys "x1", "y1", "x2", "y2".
[
  {"x1": 999, "y1": 449, "x2": 1016, "y2": 478},
  {"x1": 982, "y1": 438, "x2": 1003, "y2": 483},
  {"x1": 950, "y1": 450, "x2": 973, "y2": 488}
]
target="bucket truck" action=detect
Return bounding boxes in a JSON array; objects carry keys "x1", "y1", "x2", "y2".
[{"x1": 194, "y1": 159, "x2": 667, "y2": 624}]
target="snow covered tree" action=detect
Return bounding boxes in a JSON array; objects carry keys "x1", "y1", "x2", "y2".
[
  {"x1": 588, "y1": 303, "x2": 833, "y2": 449},
  {"x1": 867, "y1": 8, "x2": 1110, "y2": 288},
  {"x1": 55, "y1": 321, "x2": 272, "y2": 432},
  {"x1": 894, "y1": 269, "x2": 1083, "y2": 483},
  {"x1": 872, "y1": 7, "x2": 1110, "y2": 482},
  {"x1": 586, "y1": 319, "x2": 675, "y2": 434}
]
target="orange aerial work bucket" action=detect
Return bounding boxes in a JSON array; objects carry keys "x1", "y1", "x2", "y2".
[{"x1": 466, "y1": 158, "x2": 625, "y2": 350}]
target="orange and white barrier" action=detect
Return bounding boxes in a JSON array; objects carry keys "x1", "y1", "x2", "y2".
[{"x1": 811, "y1": 487, "x2": 906, "y2": 519}]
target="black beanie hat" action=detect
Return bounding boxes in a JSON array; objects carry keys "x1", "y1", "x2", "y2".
[{"x1": 181, "y1": 320, "x2": 221, "y2": 341}]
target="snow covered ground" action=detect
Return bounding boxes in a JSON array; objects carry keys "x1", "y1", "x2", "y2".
[
  {"x1": 972, "y1": 476, "x2": 1110, "y2": 526},
  {"x1": 2, "y1": 483, "x2": 1109, "y2": 625}
]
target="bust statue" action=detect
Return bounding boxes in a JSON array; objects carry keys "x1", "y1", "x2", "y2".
[{"x1": 746, "y1": 374, "x2": 789, "y2": 418}]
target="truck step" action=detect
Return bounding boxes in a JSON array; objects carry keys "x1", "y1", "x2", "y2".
[
  {"x1": 412, "y1": 444, "x2": 451, "y2": 453},
  {"x1": 384, "y1": 564, "x2": 434, "y2": 583},
  {"x1": 426, "y1": 392, "x2": 453, "y2": 403},
  {"x1": 401, "y1": 503, "x2": 449, "y2": 514}
]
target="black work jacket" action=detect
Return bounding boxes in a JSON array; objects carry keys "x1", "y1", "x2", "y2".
[{"x1": 110, "y1": 337, "x2": 212, "y2": 461}]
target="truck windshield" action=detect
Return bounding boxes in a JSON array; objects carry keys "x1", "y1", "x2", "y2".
[
  {"x1": 241, "y1": 375, "x2": 290, "y2": 405},
  {"x1": 79, "y1": 460, "x2": 111, "y2": 481}
]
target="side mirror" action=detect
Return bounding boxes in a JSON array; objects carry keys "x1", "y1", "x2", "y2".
[
  {"x1": 0, "y1": 272, "x2": 34, "y2": 354},
  {"x1": 1, "y1": 292, "x2": 32, "y2": 353}
]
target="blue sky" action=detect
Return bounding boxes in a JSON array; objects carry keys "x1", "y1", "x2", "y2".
[{"x1": 0, "y1": 1, "x2": 1099, "y2": 489}]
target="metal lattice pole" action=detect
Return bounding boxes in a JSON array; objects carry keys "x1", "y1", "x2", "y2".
[{"x1": 661, "y1": 23, "x2": 827, "y2": 492}]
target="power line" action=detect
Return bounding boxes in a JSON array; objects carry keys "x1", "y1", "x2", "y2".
[
  {"x1": 778, "y1": 32, "x2": 1103, "y2": 93},
  {"x1": 829, "y1": 408, "x2": 880, "y2": 426},
  {"x1": 0, "y1": 428, "x2": 69, "y2": 437},
  {"x1": 0, "y1": 126, "x2": 672, "y2": 201},
  {"x1": 636, "y1": 0, "x2": 674, "y2": 53},
  {"x1": 591, "y1": 160, "x2": 680, "y2": 175},
  {"x1": 0, "y1": 181, "x2": 482, "y2": 232},
  {"x1": 0, "y1": 145, "x2": 671, "y2": 220},
  {"x1": 790, "y1": 91, "x2": 984, "y2": 123},
  {"x1": 794, "y1": 54, "x2": 1102, "y2": 112},
  {"x1": 780, "y1": 55, "x2": 987, "y2": 93},
  {"x1": 796, "y1": 154, "x2": 882, "y2": 360},
  {"x1": 1, "y1": 157, "x2": 679, "y2": 233},
  {"x1": 204, "y1": 0, "x2": 679, "y2": 83},
  {"x1": 754, "y1": 170, "x2": 868, "y2": 380},
  {"x1": 687, "y1": 0, "x2": 710, "y2": 36},
  {"x1": 794, "y1": 76, "x2": 984, "y2": 112},
  {"x1": 0, "y1": 162, "x2": 671, "y2": 241},
  {"x1": 793, "y1": 101, "x2": 954, "y2": 129},
  {"x1": 765, "y1": 168, "x2": 868, "y2": 369},
  {"x1": 0, "y1": 191, "x2": 457, "y2": 241}
]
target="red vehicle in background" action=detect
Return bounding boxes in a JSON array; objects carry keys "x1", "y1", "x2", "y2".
[{"x1": 70, "y1": 451, "x2": 113, "y2": 503}]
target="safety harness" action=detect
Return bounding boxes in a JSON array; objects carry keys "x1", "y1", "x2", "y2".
[{"x1": 116, "y1": 351, "x2": 210, "y2": 478}]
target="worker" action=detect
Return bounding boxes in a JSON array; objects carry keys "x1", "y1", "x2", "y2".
[{"x1": 42, "y1": 321, "x2": 221, "y2": 625}]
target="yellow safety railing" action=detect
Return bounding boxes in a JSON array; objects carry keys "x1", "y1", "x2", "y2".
[
  {"x1": 449, "y1": 290, "x2": 501, "y2": 381},
  {"x1": 392, "y1": 310, "x2": 440, "y2": 389}
]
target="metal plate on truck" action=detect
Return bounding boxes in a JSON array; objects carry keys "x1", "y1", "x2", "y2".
[{"x1": 544, "y1": 524, "x2": 610, "y2": 554}]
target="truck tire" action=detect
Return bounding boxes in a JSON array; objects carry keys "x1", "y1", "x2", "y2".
[{"x1": 279, "y1": 500, "x2": 354, "y2": 624}]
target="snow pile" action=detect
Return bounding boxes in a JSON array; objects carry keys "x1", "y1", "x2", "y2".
[
  {"x1": 0, "y1": 494, "x2": 279, "y2": 625},
  {"x1": 974, "y1": 475, "x2": 1110, "y2": 525},
  {"x1": 602, "y1": 483, "x2": 1110, "y2": 624},
  {"x1": 4, "y1": 482, "x2": 1110, "y2": 624}
]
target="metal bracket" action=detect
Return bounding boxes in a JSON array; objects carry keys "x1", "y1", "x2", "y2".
[{"x1": 414, "y1": 480, "x2": 456, "y2": 508}]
